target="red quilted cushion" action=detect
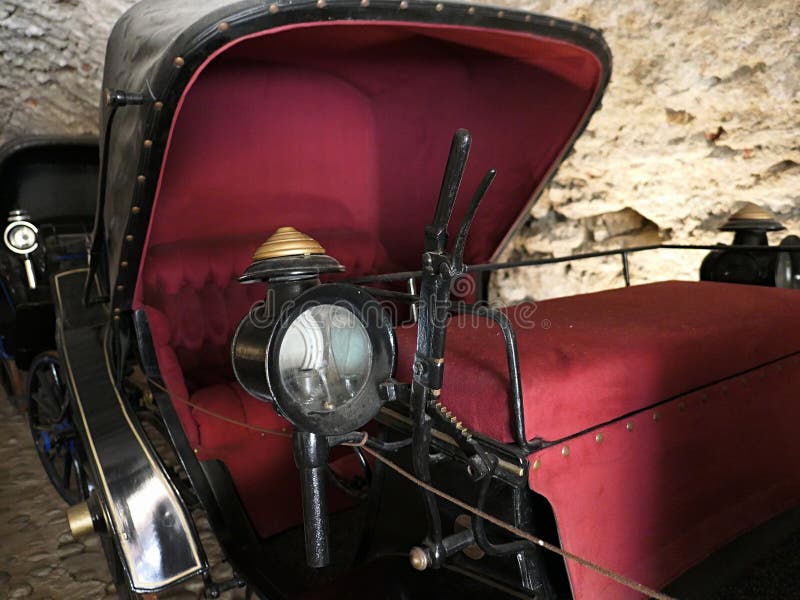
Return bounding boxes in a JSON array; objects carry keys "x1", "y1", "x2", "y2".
[
  {"x1": 139, "y1": 233, "x2": 394, "y2": 385},
  {"x1": 396, "y1": 280, "x2": 800, "y2": 443}
]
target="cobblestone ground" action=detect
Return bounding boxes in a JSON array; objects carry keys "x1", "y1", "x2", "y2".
[{"x1": 0, "y1": 390, "x2": 245, "y2": 600}]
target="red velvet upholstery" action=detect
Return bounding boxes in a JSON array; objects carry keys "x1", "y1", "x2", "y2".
[
  {"x1": 529, "y1": 357, "x2": 800, "y2": 599},
  {"x1": 139, "y1": 22, "x2": 602, "y2": 272},
  {"x1": 396, "y1": 280, "x2": 800, "y2": 443}
]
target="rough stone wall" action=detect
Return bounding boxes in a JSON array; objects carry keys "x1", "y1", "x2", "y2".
[
  {"x1": 495, "y1": 0, "x2": 800, "y2": 301},
  {"x1": 1, "y1": 0, "x2": 798, "y2": 301},
  {"x1": 0, "y1": 1, "x2": 136, "y2": 144}
]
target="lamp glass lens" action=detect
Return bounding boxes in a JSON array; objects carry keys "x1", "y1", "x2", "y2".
[
  {"x1": 776, "y1": 252, "x2": 799, "y2": 289},
  {"x1": 278, "y1": 304, "x2": 372, "y2": 413},
  {"x1": 8, "y1": 223, "x2": 36, "y2": 251}
]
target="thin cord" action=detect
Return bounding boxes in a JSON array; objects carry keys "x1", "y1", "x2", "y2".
[
  {"x1": 148, "y1": 378, "x2": 677, "y2": 600},
  {"x1": 148, "y1": 378, "x2": 292, "y2": 439}
]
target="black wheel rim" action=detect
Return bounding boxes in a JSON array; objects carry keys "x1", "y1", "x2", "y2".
[{"x1": 27, "y1": 353, "x2": 87, "y2": 505}]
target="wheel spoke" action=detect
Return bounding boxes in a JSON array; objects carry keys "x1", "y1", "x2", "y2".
[
  {"x1": 35, "y1": 369, "x2": 50, "y2": 393},
  {"x1": 50, "y1": 362, "x2": 62, "y2": 389},
  {"x1": 62, "y1": 453, "x2": 72, "y2": 490}
]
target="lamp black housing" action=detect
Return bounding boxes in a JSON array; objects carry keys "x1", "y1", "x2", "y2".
[{"x1": 233, "y1": 282, "x2": 396, "y2": 436}]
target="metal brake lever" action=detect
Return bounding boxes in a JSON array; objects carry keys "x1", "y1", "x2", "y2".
[
  {"x1": 452, "y1": 168, "x2": 496, "y2": 272},
  {"x1": 425, "y1": 129, "x2": 472, "y2": 254}
]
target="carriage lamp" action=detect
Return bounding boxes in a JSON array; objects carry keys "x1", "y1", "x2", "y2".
[
  {"x1": 3, "y1": 209, "x2": 39, "y2": 289},
  {"x1": 232, "y1": 227, "x2": 396, "y2": 433},
  {"x1": 700, "y1": 202, "x2": 796, "y2": 287},
  {"x1": 231, "y1": 227, "x2": 396, "y2": 568}
]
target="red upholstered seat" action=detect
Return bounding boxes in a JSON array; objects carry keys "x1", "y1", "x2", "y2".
[{"x1": 396, "y1": 280, "x2": 800, "y2": 443}]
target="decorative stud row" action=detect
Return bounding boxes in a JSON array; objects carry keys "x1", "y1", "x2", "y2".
[{"x1": 531, "y1": 357, "x2": 800, "y2": 472}]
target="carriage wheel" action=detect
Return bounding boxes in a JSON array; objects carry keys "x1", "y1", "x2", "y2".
[{"x1": 26, "y1": 352, "x2": 88, "y2": 505}]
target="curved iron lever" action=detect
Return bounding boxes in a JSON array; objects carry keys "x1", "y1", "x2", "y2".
[
  {"x1": 411, "y1": 128, "x2": 502, "y2": 568},
  {"x1": 452, "y1": 168, "x2": 496, "y2": 271},
  {"x1": 425, "y1": 129, "x2": 471, "y2": 254}
]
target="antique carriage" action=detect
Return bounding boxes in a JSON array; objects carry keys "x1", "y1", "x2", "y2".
[{"x1": 11, "y1": 0, "x2": 800, "y2": 598}]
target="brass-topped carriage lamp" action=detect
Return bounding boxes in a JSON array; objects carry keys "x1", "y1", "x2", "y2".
[
  {"x1": 701, "y1": 202, "x2": 800, "y2": 288},
  {"x1": 3, "y1": 209, "x2": 39, "y2": 289},
  {"x1": 232, "y1": 226, "x2": 396, "y2": 568}
]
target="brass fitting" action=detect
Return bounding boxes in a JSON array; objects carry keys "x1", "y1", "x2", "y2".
[
  {"x1": 409, "y1": 546, "x2": 429, "y2": 571},
  {"x1": 66, "y1": 501, "x2": 95, "y2": 540}
]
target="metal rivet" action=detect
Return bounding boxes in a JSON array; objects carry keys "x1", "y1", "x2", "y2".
[
  {"x1": 120, "y1": 261, "x2": 129, "y2": 268},
  {"x1": 136, "y1": 175, "x2": 145, "y2": 184},
  {"x1": 218, "y1": 22, "x2": 229, "y2": 32},
  {"x1": 269, "y1": 3, "x2": 279, "y2": 13},
  {"x1": 131, "y1": 206, "x2": 141, "y2": 214},
  {"x1": 113, "y1": 315, "x2": 120, "y2": 321},
  {"x1": 154, "y1": 101, "x2": 163, "y2": 111},
  {"x1": 561, "y1": 445, "x2": 569, "y2": 457},
  {"x1": 435, "y1": 2, "x2": 443, "y2": 11},
  {"x1": 653, "y1": 412, "x2": 660, "y2": 422},
  {"x1": 114, "y1": 308, "x2": 121, "y2": 315},
  {"x1": 399, "y1": 1, "x2": 408, "y2": 8},
  {"x1": 467, "y1": 6, "x2": 475, "y2": 15},
  {"x1": 548, "y1": 18, "x2": 556, "y2": 26},
  {"x1": 143, "y1": 139, "x2": 152, "y2": 148},
  {"x1": 497, "y1": 10, "x2": 504, "y2": 17},
  {"x1": 116, "y1": 284, "x2": 124, "y2": 291},
  {"x1": 174, "y1": 56, "x2": 184, "y2": 67},
  {"x1": 571, "y1": 23, "x2": 578, "y2": 31},
  {"x1": 125, "y1": 234, "x2": 134, "y2": 242},
  {"x1": 589, "y1": 31, "x2": 596, "y2": 39},
  {"x1": 595, "y1": 432, "x2": 603, "y2": 443},
  {"x1": 678, "y1": 401, "x2": 687, "y2": 412},
  {"x1": 532, "y1": 458, "x2": 541, "y2": 470},
  {"x1": 317, "y1": 0, "x2": 326, "y2": 7},
  {"x1": 524, "y1": 14, "x2": 531, "y2": 22},
  {"x1": 626, "y1": 422, "x2": 634, "y2": 432},
  {"x1": 361, "y1": 0, "x2": 369, "y2": 6},
  {"x1": 193, "y1": 448, "x2": 199, "y2": 454}
]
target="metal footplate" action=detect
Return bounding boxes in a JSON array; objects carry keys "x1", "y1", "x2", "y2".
[{"x1": 54, "y1": 268, "x2": 206, "y2": 593}]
